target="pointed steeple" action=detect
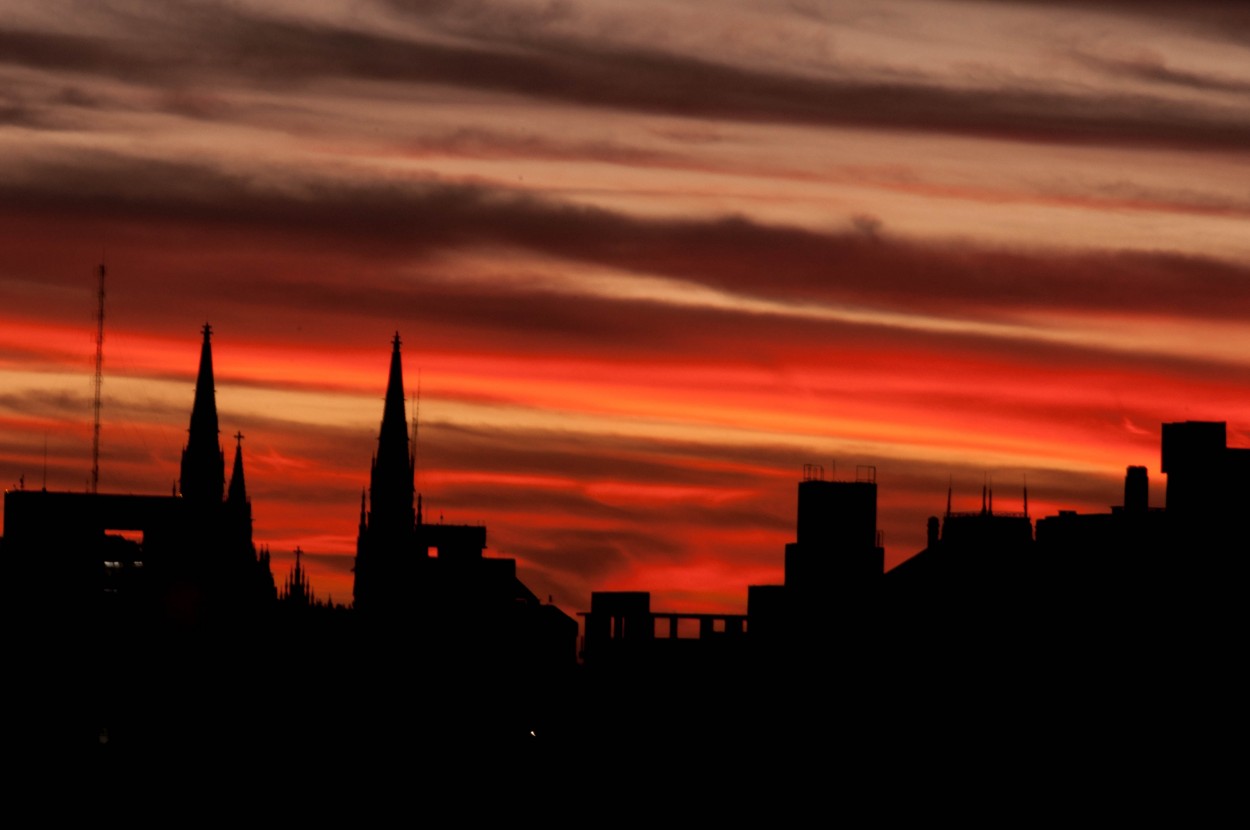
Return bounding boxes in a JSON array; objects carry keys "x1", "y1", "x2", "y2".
[
  {"x1": 367, "y1": 333, "x2": 415, "y2": 539},
  {"x1": 353, "y1": 335, "x2": 420, "y2": 612},
  {"x1": 223, "y1": 429, "x2": 256, "y2": 557},
  {"x1": 227, "y1": 431, "x2": 248, "y2": 506},
  {"x1": 379, "y1": 332, "x2": 409, "y2": 465},
  {"x1": 280, "y1": 546, "x2": 313, "y2": 606},
  {"x1": 180, "y1": 323, "x2": 225, "y2": 503}
]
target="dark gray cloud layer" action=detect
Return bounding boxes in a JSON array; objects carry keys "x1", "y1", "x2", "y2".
[
  {"x1": 6, "y1": 150, "x2": 1250, "y2": 331},
  {"x1": 4, "y1": 3, "x2": 1250, "y2": 150}
]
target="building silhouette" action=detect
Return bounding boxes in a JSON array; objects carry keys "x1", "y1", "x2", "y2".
[
  {"x1": 583, "y1": 464, "x2": 886, "y2": 670},
  {"x1": 2, "y1": 324, "x2": 1241, "y2": 759},
  {"x1": 886, "y1": 479, "x2": 1033, "y2": 595},
  {"x1": 350, "y1": 333, "x2": 577, "y2": 671},
  {"x1": 3, "y1": 324, "x2": 274, "y2": 629},
  {"x1": 4, "y1": 326, "x2": 580, "y2": 750},
  {"x1": 576, "y1": 421, "x2": 1245, "y2": 752}
]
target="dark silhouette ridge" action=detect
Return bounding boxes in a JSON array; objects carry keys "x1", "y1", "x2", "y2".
[
  {"x1": 575, "y1": 432, "x2": 1243, "y2": 756},
  {"x1": 2, "y1": 328, "x2": 1242, "y2": 770},
  {"x1": 3, "y1": 327, "x2": 579, "y2": 755}
]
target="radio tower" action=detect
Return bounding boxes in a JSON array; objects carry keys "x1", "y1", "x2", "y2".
[{"x1": 91, "y1": 262, "x2": 105, "y2": 494}]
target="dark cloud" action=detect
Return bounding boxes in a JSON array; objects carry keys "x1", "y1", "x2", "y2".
[
  {"x1": 206, "y1": 268, "x2": 1250, "y2": 393},
  {"x1": 398, "y1": 127, "x2": 682, "y2": 168},
  {"x1": 4, "y1": 4, "x2": 1250, "y2": 149},
  {"x1": 0, "y1": 29, "x2": 139, "y2": 76},
  {"x1": 1072, "y1": 49, "x2": 1250, "y2": 95},
  {"x1": 9, "y1": 150, "x2": 1250, "y2": 337},
  {"x1": 1017, "y1": 1, "x2": 1250, "y2": 44},
  {"x1": 0, "y1": 100, "x2": 42, "y2": 127},
  {"x1": 52, "y1": 86, "x2": 102, "y2": 108}
]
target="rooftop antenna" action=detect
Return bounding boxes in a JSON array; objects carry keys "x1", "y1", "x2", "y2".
[
  {"x1": 411, "y1": 370, "x2": 421, "y2": 486},
  {"x1": 91, "y1": 261, "x2": 105, "y2": 494},
  {"x1": 411, "y1": 370, "x2": 422, "y2": 527}
]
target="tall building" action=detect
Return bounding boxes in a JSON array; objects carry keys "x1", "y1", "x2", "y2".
[{"x1": 784, "y1": 465, "x2": 885, "y2": 593}]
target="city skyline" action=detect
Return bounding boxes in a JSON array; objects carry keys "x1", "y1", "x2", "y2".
[{"x1": 4, "y1": 1, "x2": 1250, "y2": 616}]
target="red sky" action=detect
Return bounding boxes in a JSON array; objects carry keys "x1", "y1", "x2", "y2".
[{"x1": 4, "y1": 0, "x2": 1250, "y2": 616}]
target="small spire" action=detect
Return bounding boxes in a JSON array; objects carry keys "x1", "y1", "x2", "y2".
[
  {"x1": 281, "y1": 546, "x2": 313, "y2": 606},
  {"x1": 227, "y1": 431, "x2": 247, "y2": 505}
]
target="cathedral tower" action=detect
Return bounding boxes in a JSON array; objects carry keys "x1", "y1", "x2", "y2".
[{"x1": 353, "y1": 333, "x2": 416, "y2": 611}]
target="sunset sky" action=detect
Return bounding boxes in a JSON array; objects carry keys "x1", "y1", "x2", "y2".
[{"x1": 4, "y1": 0, "x2": 1250, "y2": 617}]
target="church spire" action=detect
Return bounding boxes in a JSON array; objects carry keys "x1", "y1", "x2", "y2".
[
  {"x1": 367, "y1": 333, "x2": 415, "y2": 540},
  {"x1": 227, "y1": 431, "x2": 247, "y2": 506},
  {"x1": 180, "y1": 323, "x2": 225, "y2": 503},
  {"x1": 379, "y1": 332, "x2": 409, "y2": 463},
  {"x1": 354, "y1": 335, "x2": 417, "y2": 612},
  {"x1": 280, "y1": 546, "x2": 313, "y2": 606}
]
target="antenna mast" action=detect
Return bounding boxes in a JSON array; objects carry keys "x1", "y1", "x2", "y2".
[
  {"x1": 411, "y1": 370, "x2": 421, "y2": 487},
  {"x1": 91, "y1": 262, "x2": 105, "y2": 494}
]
